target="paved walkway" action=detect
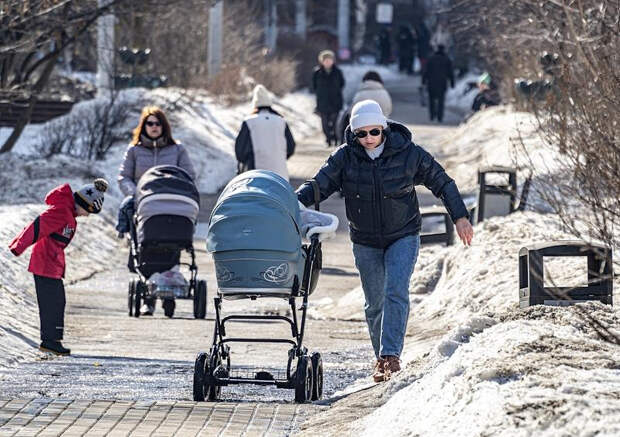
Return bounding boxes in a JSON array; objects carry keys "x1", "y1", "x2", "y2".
[
  {"x1": 0, "y1": 71, "x2": 461, "y2": 436},
  {"x1": 0, "y1": 399, "x2": 315, "y2": 436}
]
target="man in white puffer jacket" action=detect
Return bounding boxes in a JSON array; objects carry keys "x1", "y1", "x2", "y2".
[{"x1": 234, "y1": 85, "x2": 296, "y2": 181}]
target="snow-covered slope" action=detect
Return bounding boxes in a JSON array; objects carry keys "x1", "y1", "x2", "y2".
[{"x1": 300, "y1": 105, "x2": 620, "y2": 437}]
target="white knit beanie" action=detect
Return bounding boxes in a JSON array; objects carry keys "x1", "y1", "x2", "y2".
[
  {"x1": 350, "y1": 100, "x2": 387, "y2": 130},
  {"x1": 251, "y1": 84, "x2": 273, "y2": 108}
]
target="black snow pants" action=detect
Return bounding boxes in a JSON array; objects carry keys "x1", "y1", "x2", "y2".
[
  {"x1": 428, "y1": 89, "x2": 446, "y2": 122},
  {"x1": 320, "y1": 112, "x2": 339, "y2": 145},
  {"x1": 34, "y1": 275, "x2": 66, "y2": 341}
]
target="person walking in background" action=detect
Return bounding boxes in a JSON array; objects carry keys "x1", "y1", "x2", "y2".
[
  {"x1": 296, "y1": 100, "x2": 473, "y2": 382},
  {"x1": 414, "y1": 21, "x2": 431, "y2": 74},
  {"x1": 414, "y1": 21, "x2": 432, "y2": 106},
  {"x1": 352, "y1": 71, "x2": 393, "y2": 117},
  {"x1": 422, "y1": 44, "x2": 454, "y2": 123},
  {"x1": 9, "y1": 179, "x2": 109, "y2": 356},
  {"x1": 117, "y1": 106, "x2": 196, "y2": 315},
  {"x1": 376, "y1": 27, "x2": 392, "y2": 65},
  {"x1": 396, "y1": 25, "x2": 415, "y2": 75},
  {"x1": 312, "y1": 50, "x2": 345, "y2": 147},
  {"x1": 234, "y1": 84, "x2": 296, "y2": 181},
  {"x1": 337, "y1": 71, "x2": 393, "y2": 146},
  {"x1": 472, "y1": 72, "x2": 501, "y2": 113}
]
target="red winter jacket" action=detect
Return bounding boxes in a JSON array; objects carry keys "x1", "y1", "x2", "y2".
[{"x1": 9, "y1": 184, "x2": 77, "y2": 279}]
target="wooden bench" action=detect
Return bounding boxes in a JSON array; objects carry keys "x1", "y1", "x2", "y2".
[{"x1": 0, "y1": 99, "x2": 75, "y2": 127}]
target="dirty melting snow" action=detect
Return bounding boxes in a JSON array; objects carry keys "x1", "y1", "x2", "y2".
[{"x1": 301, "y1": 106, "x2": 620, "y2": 436}]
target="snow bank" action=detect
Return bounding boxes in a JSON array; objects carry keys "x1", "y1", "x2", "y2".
[
  {"x1": 0, "y1": 85, "x2": 320, "y2": 367},
  {"x1": 301, "y1": 105, "x2": 620, "y2": 437},
  {"x1": 445, "y1": 71, "x2": 480, "y2": 116},
  {"x1": 357, "y1": 305, "x2": 620, "y2": 437}
]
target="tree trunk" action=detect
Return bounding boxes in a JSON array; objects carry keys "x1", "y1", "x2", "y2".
[{"x1": 0, "y1": 50, "x2": 61, "y2": 154}]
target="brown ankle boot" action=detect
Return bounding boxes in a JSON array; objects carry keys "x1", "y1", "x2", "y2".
[
  {"x1": 372, "y1": 358, "x2": 387, "y2": 382},
  {"x1": 382, "y1": 356, "x2": 401, "y2": 380}
]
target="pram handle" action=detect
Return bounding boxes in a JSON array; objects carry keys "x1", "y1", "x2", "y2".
[{"x1": 310, "y1": 179, "x2": 320, "y2": 212}]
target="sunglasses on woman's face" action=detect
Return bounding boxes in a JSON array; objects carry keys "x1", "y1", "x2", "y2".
[
  {"x1": 145, "y1": 121, "x2": 161, "y2": 127},
  {"x1": 354, "y1": 128, "x2": 382, "y2": 139}
]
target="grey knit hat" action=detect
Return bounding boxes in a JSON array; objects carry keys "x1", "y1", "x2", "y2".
[{"x1": 74, "y1": 178, "x2": 108, "y2": 214}]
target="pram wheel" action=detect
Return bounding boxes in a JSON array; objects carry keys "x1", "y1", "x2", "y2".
[
  {"x1": 193, "y1": 351, "x2": 222, "y2": 401},
  {"x1": 310, "y1": 352, "x2": 323, "y2": 401},
  {"x1": 132, "y1": 281, "x2": 144, "y2": 318},
  {"x1": 294, "y1": 355, "x2": 314, "y2": 403},
  {"x1": 128, "y1": 280, "x2": 136, "y2": 316},
  {"x1": 193, "y1": 352, "x2": 209, "y2": 401},
  {"x1": 193, "y1": 280, "x2": 207, "y2": 319},
  {"x1": 162, "y1": 299, "x2": 175, "y2": 318}
]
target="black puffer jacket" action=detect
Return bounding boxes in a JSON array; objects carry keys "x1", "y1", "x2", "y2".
[{"x1": 296, "y1": 122, "x2": 468, "y2": 248}]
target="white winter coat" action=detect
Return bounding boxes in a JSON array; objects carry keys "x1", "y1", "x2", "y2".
[
  {"x1": 234, "y1": 108, "x2": 296, "y2": 181},
  {"x1": 352, "y1": 80, "x2": 393, "y2": 117}
]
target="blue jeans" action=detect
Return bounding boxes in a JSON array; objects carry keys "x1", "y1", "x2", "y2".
[{"x1": 352, "y1": 234, "x2": 420, "y2": 358}]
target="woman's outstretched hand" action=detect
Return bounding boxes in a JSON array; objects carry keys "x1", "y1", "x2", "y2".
[{"x1": 455, "y1": 217, "x2": 474, "y2": 246}]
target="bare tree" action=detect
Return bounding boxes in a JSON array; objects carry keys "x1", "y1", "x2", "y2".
[{"x1": 444, "y1": 0, "x2": 619, "y2": 250}]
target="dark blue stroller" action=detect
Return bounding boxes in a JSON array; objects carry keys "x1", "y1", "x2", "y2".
[
  {"x1": 193, "y1": 170, "x2": 333, "y2": 403},
  {"x1": 127, "y1": 165, "x2": 207, "y2": 319}
]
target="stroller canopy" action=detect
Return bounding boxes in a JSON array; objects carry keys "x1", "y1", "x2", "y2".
[
  {"x1": 135, "y1": 165, "x2": 200, "y2": 224},
  {"x1": 207, "y1": 170, "x2": 301, "y2": 253}
]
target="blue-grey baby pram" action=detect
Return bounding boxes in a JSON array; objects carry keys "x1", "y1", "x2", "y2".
[
  {"x1": 193, "y1": 170, "x2": 324, "y2": 403},
  {"x1": 127, "y1": 165, "x2": 207, "y2": 319}
]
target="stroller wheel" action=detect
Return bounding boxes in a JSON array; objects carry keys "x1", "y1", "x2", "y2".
[
  {"x1": 311, "y1": 352, "x2": 323, "y2": 401},
  {"x1": 294, "y1": 355, "x2": 314, "y2": 403},
  {"x1": 193, "y1": 352, "x2": 208, "y2": 401},
  {"x1": 162, "y1": 299, "x2": 175, "y2": 318},
  {"x1": 128, "y1": 280, "x2": 136, "y2": 316},
  {"x1": 134, "y1": 281, "x2": 143, "y2": 318},
  {"x1": 193, "y1": 280, "x2": 207, "y2": 319}
]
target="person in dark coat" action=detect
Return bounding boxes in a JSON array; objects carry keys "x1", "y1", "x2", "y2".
[
  {"x1": 312, "y1": 50, "x2": 346, "y2": 147},
  {"x1": 296, "y1": 100, "x2": 473, "y2": 383},
  {"x1": 396, "y1": 26, "x2": 415, "y2": 75},
  {"x1": 376, "y1": 27, "x2": 392, "y2": 65},
  {"x1": 472, "y1": 72, "x2": 501, "y2": 112},
  {"x1": 422, "y1": 45, "x2": 454, "y2": 122},
  {"x1": 414, "y1": 21, "x2": 431, "y2": 73}
]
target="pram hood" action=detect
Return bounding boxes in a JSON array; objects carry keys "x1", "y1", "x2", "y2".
[
  {"x1": 135, "y1": 165, "x2": 200, "y2": 224},
  {"x1": 207, "y1": 170, "x2": 302, "y2": 253}
]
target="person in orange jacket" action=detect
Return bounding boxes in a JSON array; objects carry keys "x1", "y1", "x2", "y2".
[{"x1": 9, "y1": 178, "x2": 109, "y2": 355}]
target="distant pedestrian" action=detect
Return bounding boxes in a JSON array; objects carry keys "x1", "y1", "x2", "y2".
[
  {"x1": 235, "y1": 84, "x2": 296, "y2": 181},
  {"x1": 296, "y1": 100, "x2": 473, "y2": 383},
  {"x1": 422, "y1": 45, "x2": 454, "y2": 122},
  {"x1": 376, "y1": 28, "x2": 392, "y2": 65},
  {"x1": 9, "y1": 179, "x2": 109, "y2": 356},
  {"x1": 352, "y1": 71, "x2": 393, "y2": 117},
  {"x1": 312, "y1": 50, "x2": 345, "y2": 147},
  {"x1": 117, "y1": 106, "x2": 196, "y2": 315},
  {"x1": 414, "y1": 21, "x2": 432, "y2": 73},
  {"x1": 396, "y1": 26, "x2": 415, "y2": 75},
  {"x1": 471, "y1": 72, "x2": 501, "y2": 113}
]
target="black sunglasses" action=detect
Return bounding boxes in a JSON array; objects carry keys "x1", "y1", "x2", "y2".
[
  {"x1": 354, "y1": 128, "x2": 382, "y2": 139},
  {"x1": 145, "y1": 121, "x2": 161, "y2": 127}
]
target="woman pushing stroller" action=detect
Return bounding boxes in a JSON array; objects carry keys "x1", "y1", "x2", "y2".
[
  {"x1": 296, "y1": 100, "x2": 474, "y2": 382},
  {"x1": 117, "y1": 106, "x2": 197, "y2": 315}
]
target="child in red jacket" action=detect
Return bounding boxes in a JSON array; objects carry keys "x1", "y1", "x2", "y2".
[{"x1": 9, "y1": 178, "x2": 109, "y2": 356}]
